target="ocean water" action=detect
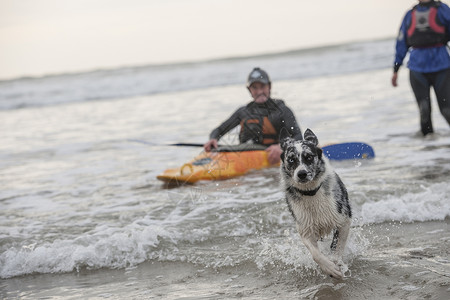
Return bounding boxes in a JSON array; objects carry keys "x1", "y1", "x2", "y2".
[{"x1": 1, "y1": 38, "x2": 449, "y2": 299}]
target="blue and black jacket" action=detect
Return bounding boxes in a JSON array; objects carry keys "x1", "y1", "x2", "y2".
[{"x1": 394, "y1": 0, "x2": 450, "y2": 73}]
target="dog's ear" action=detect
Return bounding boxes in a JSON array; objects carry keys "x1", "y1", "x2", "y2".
[
  {"x1": 280, "y1": 149, "x2": 285, "y2": 163},
  {"x1": 303, "y1": 128, "x2": 319, "y2": 146},
  {"x1": 280, "y1": 137, "x2": 294, "y2": 151},
  {"x1": 280, "y1": 137, "x2": 293, "y2": 163},
  {"x1": 279, "y1": 127, "x2": 291, "y2": 144},
  {"x1": 317, "y1": 147, "x2": 323, "y2": 159}
]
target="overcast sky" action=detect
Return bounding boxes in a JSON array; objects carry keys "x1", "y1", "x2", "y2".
[{"x1": 0, "y1": 0, "x2": 415, "y2": 80}]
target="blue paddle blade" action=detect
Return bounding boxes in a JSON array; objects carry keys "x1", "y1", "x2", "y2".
[{"x1": 322, "y1": 142, "x2": 375, "y2": 160}]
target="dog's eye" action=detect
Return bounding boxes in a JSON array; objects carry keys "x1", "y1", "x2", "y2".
[
  {"x1": 303, "y1": 154, "x2": 314, "y2": 163},
  {"x1": 287, "y1": 156, "x2": 297, "y2": 164}
]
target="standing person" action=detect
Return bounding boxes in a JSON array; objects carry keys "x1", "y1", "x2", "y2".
[
  {"x1": 392, "y1": 0, "x2": 450, "y2": 136},
  {"x1": 203, "y1": 67, "x2": 303, "y2": 164}
]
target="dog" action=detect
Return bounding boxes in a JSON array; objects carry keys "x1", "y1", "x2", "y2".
[{"x1": 280, "y1": 128, "x2": 352, "y2": 279}]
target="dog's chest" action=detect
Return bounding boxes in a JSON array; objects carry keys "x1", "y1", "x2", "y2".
[{"x1": 288, "y1": 193, "x2": 343, "y2": 238}]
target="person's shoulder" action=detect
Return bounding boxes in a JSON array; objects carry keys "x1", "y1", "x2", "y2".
[
  {"x1": 270, "y1": 98, "x2": 286, "y2": 106},
  {"x1": 244, "y1": 101, "x2": 255, "y2": 109},
  {"x1": 404, "y1": 5, "x2": 414, "y2": 16},
  {"x1": 429, "y1": 1, "x2": 449, "y2": 9},
  {"x1": 438, "y1": 1, "x2": 450, "y2": 9},
  {"x1": 436, "y1": 1, "x2": 450, "y2": 21}
]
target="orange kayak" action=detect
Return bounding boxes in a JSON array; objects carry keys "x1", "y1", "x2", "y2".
[
  {"x1": 157, "y1": 147, "x2": 275, "y2": 185},
  {"x1": 156, "y1": 142, "x2": 375, "y2": 185}
]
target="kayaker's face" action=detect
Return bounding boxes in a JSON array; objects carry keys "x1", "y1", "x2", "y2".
[{"x1": 248, "y1": 82, "x2": 270, "y2": 104}]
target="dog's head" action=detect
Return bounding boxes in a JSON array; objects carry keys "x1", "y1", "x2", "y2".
[{"x1": 280, "y1": 129, "x2": 325, "y2": 184}]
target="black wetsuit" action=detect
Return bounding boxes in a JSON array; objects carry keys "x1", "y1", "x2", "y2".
[
  {"x1": 209, "y1": 98, "x2": 302, "y2": 145},
  {"x1": 410, "y1": 68, "x2": 450, "y2": 135}
]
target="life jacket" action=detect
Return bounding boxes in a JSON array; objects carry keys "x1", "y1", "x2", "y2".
[
  {"x1": 407, "y1": 1, "x2": 448, "y2": 48},
  {"x1": 239, "y1": 116, "x2": 278, "y2": 146}
]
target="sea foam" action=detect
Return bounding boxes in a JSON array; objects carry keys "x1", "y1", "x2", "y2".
[{"x1": 360, "y1": 182, "x2": 450, "y2": 224}]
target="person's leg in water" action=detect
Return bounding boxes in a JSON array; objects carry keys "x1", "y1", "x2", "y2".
[
  {"x1": 410, "y1": 70, "x2": 433, "y2": 136},
  {"x1": 431, "y1": 68, "x2": 450, "y2": 129}
]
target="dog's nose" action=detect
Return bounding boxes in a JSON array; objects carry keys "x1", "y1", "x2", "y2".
[{"x1": 297, "y1": 170, "x2": 308, "y2": 180}]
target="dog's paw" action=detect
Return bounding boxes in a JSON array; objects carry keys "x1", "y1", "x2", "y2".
[
  {"x1": 319, "y1": 259, "x2": 343, "y2": 279},
  {"x1": 336, "y1": 260, "x2": 351, "y2": 278},
  {"x1": 331, "y1": 257, "x2": 351, "y2": 278},
  {"x1": 340, "y1": 263, "x2": 351, "y2": 278}
]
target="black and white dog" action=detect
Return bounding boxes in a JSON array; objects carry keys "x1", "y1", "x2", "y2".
[{"x1": 280, "y1": 129, "x2": 352, "y2": 279}]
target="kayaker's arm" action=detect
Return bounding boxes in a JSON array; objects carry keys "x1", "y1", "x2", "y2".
[
  {"x1": 208, "y1": 108, "x2": 244, "y2": 141},
  {"x1": 280, "y1": 105, "x2": 303, "y2": 141}
]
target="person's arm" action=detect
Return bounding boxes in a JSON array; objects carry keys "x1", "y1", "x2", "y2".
[
  {"x1": 280, "y1": 105, "x2": 302, "y2": 141},
  {"x1": 264, "y1": 103, "x2": 302, "y2": 165},
  {"x1": 392, "y1": 11, "x2": 411, "y2": 87},
  {"x1": 204, "y1": 108, "x2": 242, "y2": 151}
]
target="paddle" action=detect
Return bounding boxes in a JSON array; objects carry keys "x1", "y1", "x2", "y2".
[
  {"x1": 128, "y1": 139, "x2": 204, "y2": 147},
  {"x1": 170, "y1": 143, "x2": 206, "y2": 147},
  {"x1": 128, "y1": 139, "x2": 267, "y2": 152},
  {"x1": 129, "y1": 139, "x2": 375, "y2": 159},
  {"x1": 128, "y1": 139, "x2": 209, "y2": 147},
  {"x1": 322, "y1": 142, "x2": 375, "y2": 160}
]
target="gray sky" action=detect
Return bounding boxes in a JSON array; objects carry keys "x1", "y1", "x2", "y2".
[{"x1": 0, "y1": 0, "x2": 414, "y2": 79}]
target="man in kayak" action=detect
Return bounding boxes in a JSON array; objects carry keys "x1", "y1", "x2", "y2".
[
  {"x1": 391, "y1": 0, "x2": 450, "y2": 136},
  {"x1": 203, "y1": 67, "x2": 303, "y2": 164}
]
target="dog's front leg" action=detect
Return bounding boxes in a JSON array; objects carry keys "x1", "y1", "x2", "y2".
[
  {"x1": 301, "y1": 235, "x2": 343, "y2": 279},
  {"x1": 331, "y1": 220, "x2": 351, "y2": 259}
]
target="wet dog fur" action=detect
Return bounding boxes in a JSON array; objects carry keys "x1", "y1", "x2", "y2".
[{"x1": 280, "y1": 129, "x2": 352, "y2": 279}]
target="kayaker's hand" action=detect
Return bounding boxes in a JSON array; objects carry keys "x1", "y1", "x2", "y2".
[
  {"x1": 266, "y1": 144, "x2": 282, "y2": 165},
  {"x1": 204, "y1": 139, "x2": 218, "y2": 152},
  {"x1": 391, "y1": 72, "x2": 398, "y2": 87}
]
